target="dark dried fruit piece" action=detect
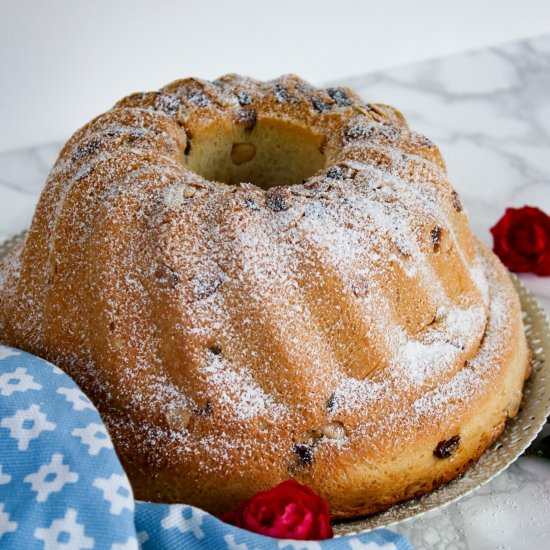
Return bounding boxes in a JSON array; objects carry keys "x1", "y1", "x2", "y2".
[
  {"x1": 327, "y1": 88, "x2": 352, "y2": 107},
  {"x1": 195, "y1": 401, "x2": 213, "y2": 417},
  {"x1": 327, "y1": 392, "x2": 337, "y2": 412},
  {"x1": 208, "y1": 345, "x2": 222, "y2": 356},
  {"x1": 235, "y1": 108, "x2": 257, "y2": 131},
  {"x1": 347, "y1": 122, "x2": 402, "y2": 143},
  {"x1": 451, "y1": 191, "x2": 463, "y2": 212},
  {"x1": 393, "y1": 238, "x2": 411, "y2": 257},
  {"x1": 155, "y1": 264, "x2": 180, "y2": 289},
  {"x1": 420, "y1": 134, "x2": 433, "y2": 147},
  {"x1": 244, "y1": 197, "x2": 260, "y2": 211},
  {"x1": 351, "y1": 279, "x2": 369, "y2": 298},
  {"x1": 274, "y1": 85, "x2": 297, "y2": 104},
  {"x1": 105, "y1": 128, "x2": 124, "y2": 138},
  {"x1": 312, "y1": 97, "x2": 332, "y2": 113},
  {"x1": 434, "y1": 435, "x2": 460, "y2": 458},
  {"x1": 266, "y1": 188, "x2": 291, "y2": 212},
  {"x1": 72, "y1": 138, "x2": 101, "y2": 160},
  {"x1": 191, "y1": 275, "x2": 223, "y2": 300},
  {"x1": 236, "y1": 90, "x2": 252, "y2": 105},
  {"x1": 184, "y1": 138, "x2": 192, "y2": 156},
  {"x1": 344, "y1": 123, "x2": 373, "y2": 141},
  {"x1": 292, "y1": 443, "x2": 315, "y2": 465},
  {"x1": 187, "y1": 91, "x2": 211, "y2": 108},
  {"x1": 324, "y1": 166, "x2": 345, "y2": 180},
  {"x1": 431, "y1": 226, "x2": 442, "y2": 252},
  {"x1": 155, "y1": 93, "x2": 182, "y2": 117}
]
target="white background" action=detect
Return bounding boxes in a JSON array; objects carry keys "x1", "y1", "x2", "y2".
[{"x1": 1, "y1": 0, "x2": 550, "y2": 152}]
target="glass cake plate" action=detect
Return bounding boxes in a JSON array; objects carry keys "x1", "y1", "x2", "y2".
[{"x1": 1, "y1": 231, "x2": 549, "y2": 536}]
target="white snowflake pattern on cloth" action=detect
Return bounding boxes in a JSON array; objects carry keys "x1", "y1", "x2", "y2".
[
  {"x1": 137, "y1": 530, "x2": 149, "y2": 545},
  {"x1": 24, "y1": 453, "x2": 79, "y2": 502},
  {"x1": 111, "y1": 535, "x2": 139, "y2": 550},
  {"x1": 34, "y1": 508, "x2": 94, "y2": 550},
  {"x1": 0, "y1": 367, "x2": 42, "y2": 397},
  {"x1": 0, "y1": 466, "x2": 12, "y2": 485},
  {"x1": 93, "y1": 473, "x2": 134, "y2": 515},
  {"x1": 349, "y1": 542, "x2": 398, "y2": 550},
  {"x1": 278, "y1": 541, "x2": 322, "y2": 550},
  {"x1": 0, "y1": 404, "x2": 56, "y2": 451},
  {"x1": 71, "y1": 422, "x2": 113, "y2": 455},
  {"x1": 160, "y1": 505, "x2": 207, "y2": 539},
  {"x1": 0, "y1": 503, "x2": 17, "y2": 540},
  {"x1": 0, "y1": 346, "x2": 20, "y2": 361},
  {"x1": 224, "y1": 533, "x2": 250, "y2": 549},
  {"x1": 56, "y1": 387, "x2": 94, "y2": 411},
  {"x1": 47, "y1": 361, "x2": 65, "y2": 376}
]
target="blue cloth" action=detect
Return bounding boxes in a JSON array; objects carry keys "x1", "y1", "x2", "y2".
[{"x1": 0, "y1": 346, "x2": 413, "y2": 549}]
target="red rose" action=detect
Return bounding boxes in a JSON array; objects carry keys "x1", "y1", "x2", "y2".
[
  {"x1": 221, "y1": 480, "x2": 334, "y2": 540},
  {"x1": 490, "y1": 206, "x2": 550, "y2": 276}
]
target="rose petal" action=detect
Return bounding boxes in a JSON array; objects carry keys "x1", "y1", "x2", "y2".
[
  {"x1": 491, "y1": 206, "x2": 550, "y2": 276},
  {"x1": 221, "y1": 480, "x2": 333, "y2": 540}
]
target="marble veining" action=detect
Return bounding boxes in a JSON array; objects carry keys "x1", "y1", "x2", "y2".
[
  {"x1": 336, "y1": 35, "x2": 550, "y2": 258},
  {"x1": 1, "y1": 34, "x2": 550, "y2": 550}
]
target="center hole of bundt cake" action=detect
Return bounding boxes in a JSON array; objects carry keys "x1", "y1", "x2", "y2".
[{"x1": 182, "y1": 119, "x2": 327, "y2": 189}]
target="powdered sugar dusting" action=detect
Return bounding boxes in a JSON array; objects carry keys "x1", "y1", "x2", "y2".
[
  {"x1": 0, "y1": 74, "x2": 520, "y2": 501},
  {"x1": 201, "y1": 351, "x2": 287, "y2": 421}
]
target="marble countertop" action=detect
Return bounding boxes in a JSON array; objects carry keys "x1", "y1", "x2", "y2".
[{"x1": 1, "y1": 34, "x2": 550, "y2": 550}]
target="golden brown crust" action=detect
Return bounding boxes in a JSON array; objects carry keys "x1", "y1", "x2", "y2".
[{"x1": 0, "y1": 74, "x2": 529, "y2": 518}]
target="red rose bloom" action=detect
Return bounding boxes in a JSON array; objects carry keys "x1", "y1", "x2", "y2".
[
  {"x1": 490, "y1": 206, "x2": 550, "y2": 276},
  {"x1": 221, "y1": 480, "x2": 334, "y2": 540}
]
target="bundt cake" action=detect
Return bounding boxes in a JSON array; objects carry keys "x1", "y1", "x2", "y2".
[{"x1": 0, "y1": 74, "x2": 530, "y2": 518}]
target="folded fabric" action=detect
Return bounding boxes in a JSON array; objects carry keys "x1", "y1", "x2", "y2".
[{"x1": 0, "y1": 346, "x2": 413, "y2": 549}]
